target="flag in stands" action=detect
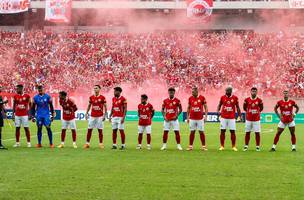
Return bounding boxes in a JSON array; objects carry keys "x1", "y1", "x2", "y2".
[
  {"x1": 45, "y1": 0, "x2": 72, "y2": 23},
  {"x1": 186, "y1": 0, "x2": 213, "y2": 20},
  {"x1": 0, "y1": 0, "x2": 30, "y2": 14}
]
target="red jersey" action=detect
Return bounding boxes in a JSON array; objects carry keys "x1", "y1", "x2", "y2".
[
  {"x1": 162, "y1": 97, "x2": 181, "y2": 121},
  {"x1": 220, "y1": 95, "x2": 239, "y2": 119},
  {"x1": 188, "y1": 95, "x2": 207, "y2": 120},
  {"x1": 89, "y1": 95, "x2": 106, "y2": 117},
  {"x1": 138, "y1": 103, "x2": 154, "y2": 126},
  {"x1": 244, "y1": 97, "x2": 263, "y2": 121},
  {"x1": 276, "y1": 99, "x2": 296, "y2": 123},
  {"x1": 112, "y1": 96, "x2": 127, "y2": 117},
  {"x1": 60, "y1": 98, "x2": 77, "y2": 121},
  {"x1": 13, "y1": 94, "x2": 30, "y2": 116}
]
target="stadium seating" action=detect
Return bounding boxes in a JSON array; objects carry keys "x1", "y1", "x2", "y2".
[{"x1": 0, "y1": 30, "x2": 303, "y2": 97}]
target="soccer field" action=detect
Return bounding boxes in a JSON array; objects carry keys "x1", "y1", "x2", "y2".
[{"x1": 0, "y1": 121, "x2": 303, "y2": 200}]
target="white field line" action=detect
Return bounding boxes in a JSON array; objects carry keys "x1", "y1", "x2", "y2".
[
  {"x1": 3, "y1": 128, "x2": 87, "y2": 142},
  {"x1": 3, "y1": 128, "x2": 275, "y2": 141}
]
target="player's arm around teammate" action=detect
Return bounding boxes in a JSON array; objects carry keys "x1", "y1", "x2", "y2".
[
  {"x1": 186, "y1": 86, "x2": 208, "y2": 151},
  {"x1": 270, "y1": 90, "x2": 299, "y2": 152}
]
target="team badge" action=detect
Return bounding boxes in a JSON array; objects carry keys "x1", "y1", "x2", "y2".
[
  {"x1": 198, "y1": 99, "x2": 201, "y2": 103},
  {"x1": 23, "y1": 97, "x2": 26, "y2": 101},
  {"x1": 173, "y1": 102, "x2": 176, "y2": 105},
  {"x1": 98, "y1": 99, "x2": 101, "y2": 102},
  {"x1": 288, "y1": 103, "x2": 291, "y2": 107},
  {"x1": 231, "y1": 99, "x2": 234, "y2": 103}
]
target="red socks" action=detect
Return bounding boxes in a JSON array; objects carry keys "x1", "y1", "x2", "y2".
[
  {"x1": 220, "y1": 132, "x2": 225, "y2": 147},
  {"x1": 138, "y1": 134, "x2": 143, "y2": 145},
  {"x1": 291, "y1": 133, "x2": 296, "y2": 145},
  {"x1": 200, "y1": 132, "x2": 206, "y2": 146},
  {"x1": 61, "y1": 129, "x2": 66, "y2": 143},
  {"x1": 174, "y1": 131, "x2": 181, "y2": 144},
  {"x1": 163, "y1": 131, "x2": 169, "y2": 143},
  {"x1": 120, "y1": 130, "x2": 125, "y2": 144},
  {"x1": 16, "y1": 128, "x2": 20, "y2": 143},
  {"x1": 245, "y1": 132, "x2": 250, "y2": 146},
  {"x1": 86, "y1": 129, "x2": 93, "y2": 143},
  {"x1": 112, "y1": 130, "x2": 117, "y2": 144},
  {"x1": 231, "y1": 132, "x2": 236, "y2": 147},
  {"x1": 98, "y1": 129, "x2": 103, "y2": 144},
  {"x1": 147, "y1": 134, "x2": 151, "y2": 145},
  {"x1": 255, "y1": 133, "x2": 260, "y2": 146},
  {"x1": 25, "y1": 128, "x2": 31, "y2": 143},
  {"x1": 72, "y1": 129, "x2": 77, "y2": 142},
  {"x1": 274, "y1": 133, "x2": 281, "y2": 145},
  {"x1": 189, "y1": 131, "x2": 195, "y2": 146}
]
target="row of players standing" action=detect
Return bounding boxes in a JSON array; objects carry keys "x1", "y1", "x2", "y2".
[{"x1": 0, "y1": 84, "x2": 299, "y2": 151}]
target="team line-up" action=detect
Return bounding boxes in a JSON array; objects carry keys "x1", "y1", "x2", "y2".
[{"x1": 0, "y1": 84, "x2": 300, "y2": 152}]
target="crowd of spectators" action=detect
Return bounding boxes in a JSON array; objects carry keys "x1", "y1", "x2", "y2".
[{"x1": 0, "y1": 30, "x2": 303, "y2": 97}]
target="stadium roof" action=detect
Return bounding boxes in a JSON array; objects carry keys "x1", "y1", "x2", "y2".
[{"x1": 30, "y1": 0, "x2": 294, "y2": 10}]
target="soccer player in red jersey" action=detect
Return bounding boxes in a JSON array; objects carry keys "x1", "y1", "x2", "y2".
[
  {"x1": 136, "y1": 94, "x2": 155, "y2": 150},
  {"x1": 217, "y1": 86, "x2": 241, "y2": 151},
  {"x1": 12, "y1": 84, "x2": 32, "y2": 148},
  {"x1": 109, "y1": 87, "x2": 127, "y2": 150},
  {"x1": 270, "y1": 90, "x2": 299, "y2": 152},
  {"x1": 83, "y1": 85, "x2": 107, "y2": 149},
  {"x1": 243, "y1": 87, "x2": 263, "y2": 152},
  {"x1": 58, "y1": 91, "x2": 78, "y2": 149},
  {"x1": 186, "y1": 86, "x2": 208, "y2": 151},
  {"x1": 161, "y1": 87, "x2": 183, "y2": 151}
]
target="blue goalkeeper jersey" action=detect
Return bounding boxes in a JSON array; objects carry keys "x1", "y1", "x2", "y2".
[{"x1": 33, "y1": 93, "x2": 52, "y2": 118}]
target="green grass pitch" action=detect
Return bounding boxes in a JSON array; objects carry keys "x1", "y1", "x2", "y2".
[{"x1": 0, "y1": 121, "x2": 303, "y2": 200}]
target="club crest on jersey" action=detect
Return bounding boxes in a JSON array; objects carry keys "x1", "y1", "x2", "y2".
[
  {"x1": 288, "y1": 103, "x2": 291, "y2": 107},
  {"x1": 173, "y1": 102, "x2": 176, "y2": 105},
  {"x1": 231, "y1": 99, "x2": 234, "y2": 102},
  {"x1": 23, "y1": 97, "x2": 26, "y2": 100},
  {"x1": 198, "y1": 99, "x2": 201, "y2": 103},
  {"x1": 98, "y1": 99, "x2": 101, "y2": 102}
]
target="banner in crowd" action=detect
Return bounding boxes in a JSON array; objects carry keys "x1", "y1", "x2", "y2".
[
  {"x1": 289, "y1": 0, "x2": 304, "y2": 8},
  {"x1": 0, "y1": 0, "x2": 30, "y2": 14},
  {"x1": 45, "y1": 0, "x2": 72, "y2": 23},
  {"x1": 186, "y1": 0, "x2": 213, "y2": 20}
]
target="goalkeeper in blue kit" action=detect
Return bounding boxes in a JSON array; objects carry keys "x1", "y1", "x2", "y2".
[{"x1": 31, "y1": 85, "x2": 56, "y2": 148}]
